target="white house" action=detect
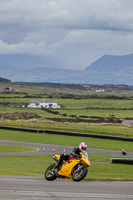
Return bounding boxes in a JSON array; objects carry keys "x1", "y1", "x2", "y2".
[
  {"x1": 27, "y1": 99, "x2": 60, "y2": 109},
  {"x1": 95, "y1": 89, "x2": 105, "y2": 92}
]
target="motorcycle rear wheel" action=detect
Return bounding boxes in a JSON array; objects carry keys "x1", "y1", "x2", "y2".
[
  {"x1": 45, "y1": 164, "x2": 57, "y2": 181},
  {"x1": 72, "y1": 164, "x2": 88, "y2": 182}
]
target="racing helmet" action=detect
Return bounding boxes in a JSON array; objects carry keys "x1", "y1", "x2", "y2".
[{"x1": 79, "y1": 142, "x2": 87, "y2": 152}]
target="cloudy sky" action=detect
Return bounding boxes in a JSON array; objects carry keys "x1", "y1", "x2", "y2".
[{"x1": 0, "y1": 0, "x2": 133, "y2": 70}]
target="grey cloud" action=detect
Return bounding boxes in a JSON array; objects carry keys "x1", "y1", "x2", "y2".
[
  {"x1": 0, "y1": 0, "x2": 133, "y2": 31},
  {"x1": 0, "y1": 0, "x2": 133, "y2": 68}
]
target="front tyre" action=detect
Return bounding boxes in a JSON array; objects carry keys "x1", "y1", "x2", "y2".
[
  {"x1": 72, "y1": 164, "x2": 88, "y2": 182},
  {"x1": 45, "y1": 164, "x2": 57, "y2": 181}
]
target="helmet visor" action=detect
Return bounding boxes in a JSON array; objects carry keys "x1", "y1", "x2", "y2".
[{"x1": 82, "y1": 147, "x2": 87, "y2": 151}]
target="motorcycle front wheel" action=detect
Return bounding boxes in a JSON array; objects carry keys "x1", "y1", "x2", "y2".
[
  {"x1": 72, "y1": 164, "x2": 88, "y2": 182},
  {"x1": 45, "y1": 164, "x2": 57, "y2": 181}
]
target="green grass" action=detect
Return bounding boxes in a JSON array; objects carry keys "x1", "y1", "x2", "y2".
[
  {"x1": 0, "y1": 106, "x2": 55, "y2": 118},
  {"x1": 0, "y1": 155, "x2": 47, "y2": 176},
  {"x1": 0, "y1": 82, "x2": 133, "y2": 96},
  {"x1": 0, "y1": 83, "x2": 87, "y2": 94},
  {"x1": 1, "y1": 97, "x2": 133, "y2": 109},
  {"x1": 0, "y1": 96, "x2": 133, "y2": 139},
  {"x1": 0, "y1": 154, "x2": 132, "y2": 180},
  {"x1": 0, "y1": 105, "x2": 133, "y2": 119},
  {"x1": 58, "y1": 109, "x2": 133, "y2": 119},
  {"x1": 0, "y1": 144, "x2": 37, "y2": 152},
  {"x1": 86, "y1": 162, "x2": 133, "y2": 181},
  {"x1": 0, "y1": 129, "x2": 133, "y2": 152},
  {"x1": 0, "y1": 120, "x2": 133, "y2": 138},
  {"x1": 56, "y1": 98, "x2": 133, "y2": 109}
]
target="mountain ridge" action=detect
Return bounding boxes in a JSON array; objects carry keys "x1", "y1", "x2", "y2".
[
  {"x1": 0, "y1": 53, "x2": 133, "y2": 85},
  {"x1": 85, "y1": 54, "x2": 133, "y2": 71}
]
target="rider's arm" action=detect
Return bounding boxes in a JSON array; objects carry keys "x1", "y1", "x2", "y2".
[{"x1": 71, "y1": 147, "x2": 81, "y2": 158}]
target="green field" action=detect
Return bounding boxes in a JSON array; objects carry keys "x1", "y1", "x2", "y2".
[
  {"x1": 0, "y1": 144, "x2": 37, "y2": 152},
  {"x1": 0, "y1": 94, "x2": 133, "y2": 123},
  {"x1": 0, "y1": 93, "x2": 133, "y2": 137},
  {"x1": 1, "y1": 106, "x2": 133, "y2": 120},
  {"x1": 1, "y1": 97, "x2": 133, "y2": 109},
  {"x1": 0, "y1": 83, "x2": 133, "y2": 180},
  {"x1": 0, "y1": 82, "x2": 133, "y2": 96},
  {"x1": 0, "y1": 154, "x2": 133, "y2": 180}
]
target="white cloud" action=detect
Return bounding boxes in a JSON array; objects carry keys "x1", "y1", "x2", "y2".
[
  {"x1": 0, "y1": 40, "x2": 52, "y2": 55},
  {"x1": 23, "y1": 32, "x2": 48, "y2": 43},
  {"x1": 51, "y1": 29, "x2": 133, "y2": 54},
  {"x1": 1, "y1": 0, "x2": 133, "y2": 30}
]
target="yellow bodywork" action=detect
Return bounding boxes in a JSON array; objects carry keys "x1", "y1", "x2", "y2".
[{"x1": 55, "y1": 153, "x2": 90, "y2": 179}]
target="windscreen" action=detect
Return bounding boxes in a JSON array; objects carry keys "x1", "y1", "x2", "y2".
[{"x1": 82, "y1": 151, "x2": 89, "y2": 159}]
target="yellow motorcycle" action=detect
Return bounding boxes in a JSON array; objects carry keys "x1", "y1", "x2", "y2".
[{"x1": 45, "y1": 152, "x2": 90, "y2": 181}]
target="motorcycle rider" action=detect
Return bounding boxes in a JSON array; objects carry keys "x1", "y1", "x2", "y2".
[{"x1": 55, "y1": 142, "x2": 87, "y2": 169}]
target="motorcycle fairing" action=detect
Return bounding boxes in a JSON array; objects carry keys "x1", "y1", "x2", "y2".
[{"x1": 58, "y1": 158, "x2": 81, "y2": 179}]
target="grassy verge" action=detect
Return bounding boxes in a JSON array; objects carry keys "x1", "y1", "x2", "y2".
[
  {"x1": 0, "y1": 129, "x2": 133, "y2": 152},
  {"x1": 0, "y1": 120, "x2": 133, "y2": 138},
  {"x1": 0, "y1": 154, "x2": 132, "y2": 180},
  {"x1": 87, "y1": 163, "x2": 133, "y2": 181},
  {"x1": 0, "y1": 144, "x2": 37, "y2": 152}
]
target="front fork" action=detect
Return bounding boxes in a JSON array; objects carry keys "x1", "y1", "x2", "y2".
[{"x1": 75, "y1": 163, "x2": 84, "y2": 173}]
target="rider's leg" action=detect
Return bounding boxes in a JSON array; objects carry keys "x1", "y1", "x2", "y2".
[{"x1": 55, "y1": 154, "x2": 69, "y2": 168}]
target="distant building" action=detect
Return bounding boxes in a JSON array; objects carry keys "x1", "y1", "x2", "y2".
[
  {"x1": 122, "y1": 120, "x2": 133, "y2": 126},
  {"x1": 27, "y1": 99, "x2": 60, "y2": 109},
  {"x1": 0, "y1": 87, "x2": 19, "y2": 93},
  {"x1": 95, "y1": 89, "x2": 105, "y2": 92}
]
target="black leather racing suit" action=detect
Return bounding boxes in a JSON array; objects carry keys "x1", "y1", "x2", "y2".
[
  {"x1": 70, "y1": 147, "x2": 82, "y2": 158},
  {"x1": 56, "y1": 147, "x2": 81, "y2": 167}
]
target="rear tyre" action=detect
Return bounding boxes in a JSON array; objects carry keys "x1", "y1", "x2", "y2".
[
  {"x1": 72, "y1": 164, "x2": 88, "y2": 182},
  {"x1": 45, "y1": 164, "x2": 57, "y2": 181}
]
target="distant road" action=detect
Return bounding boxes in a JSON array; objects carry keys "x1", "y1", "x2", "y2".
[{"x1": 0, "y1": 140, "x2": 133, "y2": 157}]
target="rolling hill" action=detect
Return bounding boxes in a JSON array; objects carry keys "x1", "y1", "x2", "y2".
[{"x1": 0, "y1": 54, "x2": 133, "y2": 85}]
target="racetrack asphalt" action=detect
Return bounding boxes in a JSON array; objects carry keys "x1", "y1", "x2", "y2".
[
  {"x1": 0, "y1": 140, "x2": 133, "y2": 158},
  {"x1": 0, "y1": 175, "x2": 133, "y2": 200}
]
